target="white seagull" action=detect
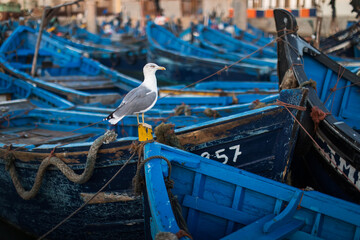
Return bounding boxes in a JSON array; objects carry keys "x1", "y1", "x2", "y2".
[{"x1": 105, "y1": 63, "x2": 166, "y2": 125}]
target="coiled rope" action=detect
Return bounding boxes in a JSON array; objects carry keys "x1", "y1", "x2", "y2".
[{"x1": 5, "y1": 130, "x2": 117, "y2": 200}]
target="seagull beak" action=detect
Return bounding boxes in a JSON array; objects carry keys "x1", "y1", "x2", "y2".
[{"x1": 157, "y1": 66, "x2": 166, "y2": 70}]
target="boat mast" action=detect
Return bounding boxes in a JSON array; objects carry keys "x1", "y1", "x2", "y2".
[{"x1": 31, "y1": 0, "x2": 83, "y2": 77}]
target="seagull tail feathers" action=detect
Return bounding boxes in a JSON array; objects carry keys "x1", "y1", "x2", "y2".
[
  {"x1": 108, "y1": 118, "x2": 122, "y2": 125},
  {"x1": 104, "y1": 112, "x2": 123, "y2": 125}
]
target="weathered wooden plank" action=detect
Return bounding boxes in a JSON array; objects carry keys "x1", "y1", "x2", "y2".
[{"x1": 40, "y1": 75, "x2": 111, "y2": 82}]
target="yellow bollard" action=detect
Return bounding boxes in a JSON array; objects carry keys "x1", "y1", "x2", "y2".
[{"x1": 138, "y1": 123, "x2": 153, "y2": 141}]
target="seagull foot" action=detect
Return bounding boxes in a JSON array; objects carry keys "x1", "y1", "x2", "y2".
[{"x1": 140, "y1": 122, "x2": 152, "y2": 129}]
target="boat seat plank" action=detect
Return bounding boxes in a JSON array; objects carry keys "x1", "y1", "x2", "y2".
[
  {"x1": 182, "y1": 195, "x2": 258, "y2": 225},
  {"x1": 40, "y1": 75, "x2": 111, "y2": 82},
  {"x1": 0, "y1": 99, "x2": 35, "y2": 111},
  {"x1": 0, "y1": 128, "x2": 92, "y2": 145},
  {"x1": 9, "y1": 63, "x2": 40, "y2": 70},
  {"x1": 225, "y1": 186, "x2": 243, "y2": 235},
  {"x1": 11, "y1": 49, "x2": 53, "y2": 57},
  {"x1": 0, "y1": 126, "x2": 38, "y2": 134},
  {"x1": 60, "y1": 81, "x2": 116, "y2": 90},
  {"x1": 220, "y1": 214, "x2": 304, "y2": 240},
  {"x1": 186, "y1": 173, "x2": 204, "y2": 234},
  {"x1": 40, "y1": 133, "x2": 94, "y2": 145}
]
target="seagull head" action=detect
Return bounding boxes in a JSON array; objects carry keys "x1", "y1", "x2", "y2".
[{"x1": 143, "y1": 63, "x2": 166, "y2": 76}]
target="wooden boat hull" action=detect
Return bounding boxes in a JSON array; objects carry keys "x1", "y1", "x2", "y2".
[
  {"x1": 275, "y1": 9, "x2": 360, "y2": 203},
  {"x1": 175, "y1": 89, "x2": 306, "y2": 181},
  {"x1": 143, "y1": 142, "x2": 360, "y2": 240},
  {"x1": 0, "y1": 148, "x2": 142, "y2": 239}
]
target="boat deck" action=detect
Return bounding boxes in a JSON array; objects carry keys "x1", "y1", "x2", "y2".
[
  {"x1": 39, "y1": 75, "x2": 115, "y2": 90},
  {"x1": 0, "y1": 99, "x2": 95, "y2": 146},
  {"x1": 0, "y1": 127, "x2": 94, "y2": 146}
]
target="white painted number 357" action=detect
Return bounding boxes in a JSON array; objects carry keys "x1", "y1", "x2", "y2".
[{"x1": 200, "y1": 144, "x2": 242, "y2": 164}]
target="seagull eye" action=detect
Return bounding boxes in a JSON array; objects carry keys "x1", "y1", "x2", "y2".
[{"x1": 151, "y1": 65, "x2": 155, "y2": 68}]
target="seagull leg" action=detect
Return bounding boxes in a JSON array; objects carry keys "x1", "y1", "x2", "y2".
[
  {"x1": 142, "y1": 113, "x2": 145, "y2": 123},
  {"x1": 136, "y1": 113, "x2": 140, "y2": 125}
]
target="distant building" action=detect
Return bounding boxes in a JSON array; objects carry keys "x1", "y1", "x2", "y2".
[
  {"x1": 8, "y1": 0, "x2": 358, "y2": 19},
  {"x1": 6, "y1": 0, "x2": 359, "y2": 36}
]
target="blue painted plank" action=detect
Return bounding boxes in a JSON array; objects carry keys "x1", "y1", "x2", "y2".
[
  {"x1": 225, "y1": 186, "x2": 243, "y2": 235},
  {"x1": 310, "y1": 213, "x2": 322, "y2": 236},
  {"x1": 182, "y1": 195, "x2": 259, "y2": 225},
  {"x1": 186, "y1": 173, "x2": 204, "y2": 234},
  {"x1": 220, "y1": 213, "x2": 304, "y2": 240}
]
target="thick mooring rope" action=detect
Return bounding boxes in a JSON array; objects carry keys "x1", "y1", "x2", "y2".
[
  {"x1": 38, "y1": 138, "x2": 146, "y2": 240},
  {"x1": 5, "y1": 130, "x2": 117, "y2": 200},
  {"x1": 154, "y1": 123, "x2": 184, "y2": 150}
]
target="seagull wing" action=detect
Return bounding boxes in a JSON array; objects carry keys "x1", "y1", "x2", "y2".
[{"x1": 105, "y1": 85, "x2": 157, "y2": 124}]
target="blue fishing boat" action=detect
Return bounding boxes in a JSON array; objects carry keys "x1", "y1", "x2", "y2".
[
  {"x1": 100, "y1": 17, "x2": 143, "y2": 39},
  {"x1": 320, "y1": 21, "x2": 360, "y2": 58},
  {"x1": 275, "y1": 9, "x2": 360, "y2": 203},
  {"x1": 2, "y1": 19, "x2": 146, "y2": 80},
  {"x1": 181, "y1": 22, "x2": 274, "y2": 48},
  {"x1": 51, "y1": 24, "x2": 147, "y2": 79},
  {"x1": 55, "y1": 23, "x2": 147, "y2": 59},
  {"x1": 247, "y1": 22, "x2": 273, "y2": 38},
  {"x1": 0, "y1": 25, "x2": 142, "y2": 105},
  {"x1": 233, "y1": 24, "x2": 275, "y2": 47},
  {"x1": 146, "y1": 22, "x2": 276, "y2": 84},
  {"x1": 0, "y1": 19, "x2": 18, "y2": 45},
  {"x1": 56, "y1": 23, "x2": 145, "y2": 46},
  {"x1": 0, "y1": 72, "x2": 73, "y2": 109},
  {"x1": 46, "y1": 31, "x2": 147, "y2": 80},
  {"x1": 64, "y1": 24, "x2": 112, "y2": 45},
  {"x1": 0, "y1": 88, "x2": 305, "y2": 239},
  {"x1": 159, "y1": 80, "x2": 278, "y2": 97},
  {"x1": 143, "y1": 141, "x2": 360, "y2": 240},
  {"x1": 196, "y1": 24, "x2": 277, "y2": 58}
]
